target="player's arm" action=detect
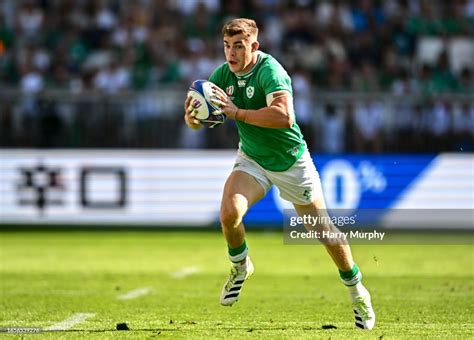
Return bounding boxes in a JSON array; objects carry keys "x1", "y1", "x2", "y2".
[
  {"x1": 183, "y1": 95, "x2": 203, "y2": 130},
  {"x1": 239, "y1": 92, "x2": 294, "y2": 128},
  {"x1": 210, "y1": 87, "x2": 294, "y2": 129}
]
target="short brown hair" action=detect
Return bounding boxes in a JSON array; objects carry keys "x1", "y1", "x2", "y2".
[{"x1": 222, "y1": 18, "x2": 258, "y2": 39}]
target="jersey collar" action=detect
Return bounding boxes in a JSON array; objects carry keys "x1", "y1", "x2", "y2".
[{"x1": 236, "y1": 51, "x2": 263, "y2": 79}]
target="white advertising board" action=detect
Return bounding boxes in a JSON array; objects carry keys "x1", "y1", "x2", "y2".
[{"x1": 0, "y1": 150, "x2": 235, "y2": 226}]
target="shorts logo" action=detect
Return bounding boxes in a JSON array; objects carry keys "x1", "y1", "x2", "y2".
[
  {"x1": 303, "y1": 188, "x2": 312, "y2": 201},
  {"x1": 286, "y1": 146, "x2": 299, "y2": 156},
  {"x1": 246, "y1": 86, "x2": 254, "y2": 98},
  {"x1": 226, "y1": 85, "x2": 234, "y2": 96}
]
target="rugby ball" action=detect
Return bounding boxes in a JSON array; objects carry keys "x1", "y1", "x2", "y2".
[{"x1": 187, "y1": 80, "x2": 225, "y2": 128}]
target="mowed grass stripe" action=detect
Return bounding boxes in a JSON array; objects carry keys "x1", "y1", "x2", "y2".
[
  {"x1": 117, "y1": 287, "x2": 151, "y2": 300},
  {"x1": 45, "y1": 313, "x2": 96, "y2": 331}
]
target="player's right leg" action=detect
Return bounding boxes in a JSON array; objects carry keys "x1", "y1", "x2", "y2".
[{"x1": 219, "y1": 170, "x2": 265, "y2": 306}]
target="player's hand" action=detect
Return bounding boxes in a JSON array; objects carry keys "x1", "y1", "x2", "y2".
[
  {"x1": 209, "y1": 85, "x2": 238, "y2": 120},
  {"x1": 184, "y1": 95, "x2": 203, "y2": 130}
]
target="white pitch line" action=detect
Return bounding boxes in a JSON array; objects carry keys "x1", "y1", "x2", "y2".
[
  {"x1": 117, "y1": 287, "x2": 151, "y2": 301},
  {"x1": 46, "y1": 313, "x2": 96, "y2": 331},
  {"x1": 170, "y1": 266, "x2": 200, "y2": 279}
]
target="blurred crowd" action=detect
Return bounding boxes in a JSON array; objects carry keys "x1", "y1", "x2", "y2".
[
  {"x1": 1, "y1": 0, "x2": 474, "y2": 93},
  {"x1": 0, "y1": 0, "x2": 473, "y2": 153}
]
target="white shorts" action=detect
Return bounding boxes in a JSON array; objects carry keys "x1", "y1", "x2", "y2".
[{"x1": 233, "y1": 149, "x2": 323, "y2": 205}]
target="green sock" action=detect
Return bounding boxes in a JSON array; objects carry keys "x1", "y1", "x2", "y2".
[
  {"x1": 339, "y1": 263, "x2": 362, "y2": 286},
  {"x1": 228, "y1": 240, "x2": 248, "y2": 264}
]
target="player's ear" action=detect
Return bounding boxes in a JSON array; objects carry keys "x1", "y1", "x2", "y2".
[{"x1": 251, "y1": 41, "x2": 259, "y2": 52}]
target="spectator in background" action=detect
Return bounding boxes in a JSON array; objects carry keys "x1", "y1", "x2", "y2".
[
  {"x1": 430, "y1": 50, "x2": 460, "y2": 93},
  {"x1": 316, "y1": 0, "x2": 354, "y2": 32},
  {"x1": 459, "y1": 68, "x2": 474, "y2": 93},
  {"x1": 111, "y1": 12, "x2": 149, "y2": 49},
  {"x1": 428, "y1": 100, "x2": 451, "y2": 152},
  {"x1": 17, "y1": 56, "x2": 44, "y2": 146},
  {"x1": 253, "y1": 1, "x2": 285, "y2": 56},
  {"x1": 320, "y1": 103, "x2": 345, "y2": 154},
  {"x1": 389, "y1": 62, "x2": 415, "y2": 150},
  {"x1": 352, "y1": 100, "x2": 384, "y2": 153},
  {"x1": 351, "y1": 61, "x2": 380, "y2": 91},
  {"x1": 417, "y1": 64, "x2": 436, "y2": 95},
  {"x1": 184, "y1": 2, "x2": 220, "y2": 40},
  {"x1": 93, "y1": 0, "x2": 116, "y2": 32},
  {"x1": 410, "y1": 103, "x2": 431, "y2": 152},
  {"x1": 390, "y1": 13, "x2": 416, "y2": 58},
  {"x1": 351, "y1": 0, "x2": 386, "y2": 33},
  {"x1": 292, "y1": 68, "x2": 315, "y2": 150},
  {"x1": 407, "y1": 1, "x2": 439, "y2": 36},
  {"x1": 17, "y1": 1, "x2": 44, "y2": 38},
  {"x1": 20, "y1": 62, "x2": 44, "y2": 94},
  {"x1": 93, "y1": 59, "x2": 130, "y2": 93},
  {"x1": 181, "y1": 40, "x2": 221, "y2": 85},
  {"x1": 391, "y1": 68, "x2": 417, "y2": 95},
  {"x1": 452, "y1": 102, "x2": 474, "y2": 151},
  {"x1": 173, "y1": 0, "x2": 220, "y2": 16},
  {"x1": 348, "y1": 29, "x2": 383, "y2": 73}
]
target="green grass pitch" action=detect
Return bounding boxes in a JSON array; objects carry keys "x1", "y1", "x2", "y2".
[{"x1": 0, "y1": 230, "x2": 472, "y2": 339}]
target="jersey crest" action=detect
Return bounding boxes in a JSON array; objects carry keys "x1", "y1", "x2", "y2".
[
  {"x1": 246, "y1": 86, "x2": 255, "y2": 98},
  {"x1": 226, "y1": 85, "x2": 234, "y2": 96}
]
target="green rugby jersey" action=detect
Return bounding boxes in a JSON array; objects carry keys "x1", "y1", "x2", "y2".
[{"x1": 209, "y1": 51, "x2": 306, "y2": 172}]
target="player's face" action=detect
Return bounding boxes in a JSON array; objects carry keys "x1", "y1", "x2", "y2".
[{"x1": 223, "y1": 34, "x2": 258, "y2": 75}]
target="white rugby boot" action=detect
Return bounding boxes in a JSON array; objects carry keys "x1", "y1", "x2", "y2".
[
  {"x1": 220, "y1": 257, "x2": 254, "y2": 306},
  {"x1": 351, "y1": 286, "x2": 376, "y2": 330}
]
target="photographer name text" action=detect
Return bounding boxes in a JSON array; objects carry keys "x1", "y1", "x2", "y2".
[{"x1": 289, "y1": 230, "x2": 385, "y2": 241}]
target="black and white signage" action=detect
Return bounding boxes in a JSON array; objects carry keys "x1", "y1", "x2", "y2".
[
  {"x1": 17, "y1": 164, "x2": 65, "y2": 214},
  {"x1": 0, "y1": 150, "x2": 234, "y2": 226},
  {"x1": 80, "y1": 167, "x2": 127, "y2": 209}
]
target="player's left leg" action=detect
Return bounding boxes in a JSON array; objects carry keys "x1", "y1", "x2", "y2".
[{"x1": 293, "y1": 198, "x2": 376, "y2": 330}]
